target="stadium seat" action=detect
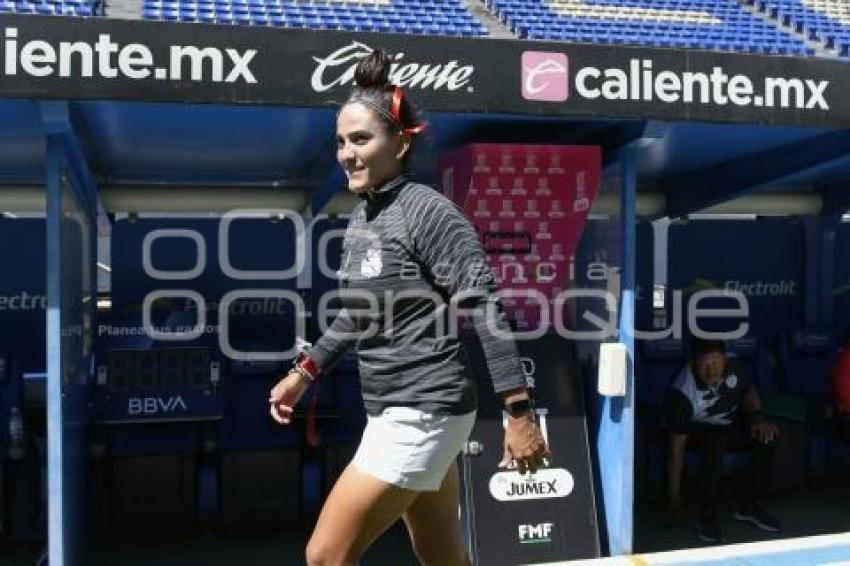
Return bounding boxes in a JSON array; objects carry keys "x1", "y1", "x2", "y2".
[
  {"x1": 0, "y1": 355, "x2": 45, "y2": 541},
  {"x1": 492, "y1": 0, "x2": 810, "y2": 55},
  {"x1": 779, "y1": 328, "x2": 835, "y2": 407},
  {"x1": 747, "y1": 0, "x2": 850, "y2": 56},
  {"x1": 775, "y1": 328, "x2": 838, "y2": 479},
  {"x1": 143, "y1": 0, "x2": 488, "y2": 36},
  {"x1": 218, "y1": 355, "x2": 302, "y2": 529},
  {"x1": 3, "y1": 0, "x2": 97, "y2": 16},
  {"x1": 108, "y1": 424, "x2": 202, "y2": 537}
]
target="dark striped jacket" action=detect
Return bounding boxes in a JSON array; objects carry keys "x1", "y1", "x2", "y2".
[{"x1": 306, "y1": 174, "x2": 525, "y2": 416}]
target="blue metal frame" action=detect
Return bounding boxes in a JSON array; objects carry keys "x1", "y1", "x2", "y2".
[
  {"x1": 820, "y1": 215, "x2": 840, "y2": 330},
  {"x1": 45, "y1": 133, "x2": 67, "y2": 566},
  {"x1": 820, "y1": 181, "x2": 850, "y2": 218},
  {"x1": 40, "y1": 103, "x2": 99, "y2": 214},
  {"x1": 596, "y1": 149, "x2": 637, "y2": 556},
  {"x1": 802, "y1": 217, "x2": 822, "y2": 328},
  {"x1": 798, "y1": 181, "x2": 850, "y2": 331},
  {"x1": 41, "y1": 101, "x2": 99, "y2": 566},
  {"x1": 812, "y1": 183, "x2": 850, "y2": 330}
]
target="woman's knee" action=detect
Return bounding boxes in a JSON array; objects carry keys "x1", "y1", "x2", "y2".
[
  {"x1": 306, "y1": 535, "x2": 355, "y2": 566},
  {"x1": 305, "y1": 536, "x2": 329, "y2": 566}
]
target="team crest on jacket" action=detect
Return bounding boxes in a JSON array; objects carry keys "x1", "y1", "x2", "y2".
[{"x1": 361, "y1": 247, "x2": 383, "y2": 278}]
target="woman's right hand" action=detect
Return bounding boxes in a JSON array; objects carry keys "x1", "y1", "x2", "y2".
[
  {"x1": 500, "y1": 413, "x2": 550, "y2": 474},
  {"x1": 268, "y1": 370, "x2": 311, "y2": 425}
]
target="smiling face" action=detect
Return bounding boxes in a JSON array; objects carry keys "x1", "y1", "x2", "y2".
[{"x1": 336, "y1": 102, "x2": 410, "y2": 194}]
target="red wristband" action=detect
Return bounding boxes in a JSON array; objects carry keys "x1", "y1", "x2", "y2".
[{"x1": 296, "y1": 353, "x2": 319, "y2": 381}]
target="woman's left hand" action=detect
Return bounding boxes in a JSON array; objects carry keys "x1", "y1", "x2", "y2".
[{"x1": 499, "y1": 414, "x2": 551, "y2": 474}]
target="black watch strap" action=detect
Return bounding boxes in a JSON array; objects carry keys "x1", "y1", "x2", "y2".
[{"x1": 505, "y1": 398, "x2": 534, "y2": 417}]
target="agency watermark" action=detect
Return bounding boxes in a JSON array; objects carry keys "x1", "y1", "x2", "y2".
[{"x1": 137, "y1": 209, "x2": 751, "y2": 360}]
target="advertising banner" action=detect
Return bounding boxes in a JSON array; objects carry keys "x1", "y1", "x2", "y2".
[{"x1": 0, "y1": 14, "x2": 845, "y2": 128}]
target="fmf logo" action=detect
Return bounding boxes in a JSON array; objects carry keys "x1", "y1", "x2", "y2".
[
  {"x1": 489, "y1": 468, "x2": 575, "y2": 501},
  {"x1": 521, "y1": 52, "x2": 568, "y2": 102},
  {"x1": 518, "y1": 522, "x2": 554, "y2": 544},
  {"x1": 128, "y1": 396, "x2": 188, "y2": 416}
]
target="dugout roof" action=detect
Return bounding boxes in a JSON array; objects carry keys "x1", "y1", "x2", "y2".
[{"x1": 1, "y1": 13, "x2": 850, "y2": 218}]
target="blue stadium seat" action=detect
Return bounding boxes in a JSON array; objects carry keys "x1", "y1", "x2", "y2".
[
  {"x1": 0, "y1": 355, "x2": 47, "y2": 542},
  {"x1": 491, "y1": 0, "x2": 810, "y2": 55},
  {"x1": 217, "y1": 355, "x2": 303, "y2": 529},
  {"x1": 774, "y1": 327, "x2": 844, "y2": 478},
  {"x1": 3, "y1": 0, "x2": 97, "y2": 16},
  {"x1": 107, "y1": 424, "x2": 202, "y2": 536},
  {"x1": 143, "y1": 0, "x2": 489, "y2": 36},
  {"x1": 748, "y1": 0, "x2": 850, "y2": 57},
  {"x1": 779, "y1": 328, "x2": 835, "y2": 407}
]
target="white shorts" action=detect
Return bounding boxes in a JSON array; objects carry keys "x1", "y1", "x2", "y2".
[{"x1": 351, "y1": 406, "x2": 477, "y2": 492}]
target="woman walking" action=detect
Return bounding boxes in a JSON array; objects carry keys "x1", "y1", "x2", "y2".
[{"x1": 269, "y1": 49, "x2": 549, "y2": 566}]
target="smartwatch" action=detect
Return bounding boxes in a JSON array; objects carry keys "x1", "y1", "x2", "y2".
[{"x1": 504, "y1": 398, "x2": 534, "y2": 418}]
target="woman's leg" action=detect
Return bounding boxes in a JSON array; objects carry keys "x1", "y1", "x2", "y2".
[
  {"x1": 306, "y1": 463, "x2": 420, "y2": 566},
  {"x1": 401, "y1": 461, "x2": 469, "y2": 566}
]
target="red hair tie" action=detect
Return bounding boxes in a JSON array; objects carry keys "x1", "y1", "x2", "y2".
[
  {"x1": 403, "y1": 122, "x2": 428, "y2": 135},
  {"x1": 391, "y1": 85, "x2": 403, "y2": 124},
  {"x1": 390, "y1": 85, "x2": 427, "y2": 135}
]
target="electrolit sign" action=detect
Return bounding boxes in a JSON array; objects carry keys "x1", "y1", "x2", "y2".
[
  {"x1": 0, "y1": 292, "x2": 47, "y2": 311},
  {"x1": 723, "y1": 279, "x2": 797, "y2": 297},
  {"x1": 489, "y1": 468, "x2": 574, "y2": 502}
]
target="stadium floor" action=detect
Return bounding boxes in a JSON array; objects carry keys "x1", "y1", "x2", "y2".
[
  {"x1": 565, "y1": 533, "x2": 850, "y2": 566},
  {"x1": 1, "y1": 478, "x2": 847, "y2": 565},
  {"x1": 87, "y1": 520, "x2": 419, "y2": 566},
  {"x1": 634, "y1": 475, "x2": 850, "y2": 555}
]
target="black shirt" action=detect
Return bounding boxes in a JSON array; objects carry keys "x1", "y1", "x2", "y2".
[{"x1": 663, "y1": 364, "x2": 752, "y2": 433}]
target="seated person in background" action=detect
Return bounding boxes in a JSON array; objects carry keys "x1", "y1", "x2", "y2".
[
  {"x1": 664, "y1": 338, "x2": 781, "y2": 544},
  {"x1": 831, "y1": 335, "x2": 850, "y2": 441}
]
